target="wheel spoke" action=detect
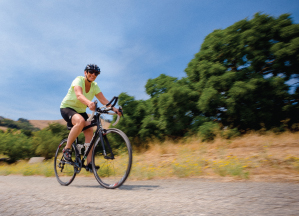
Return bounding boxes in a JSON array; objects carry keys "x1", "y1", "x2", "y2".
[
  {"x1": 92, "y1": 129, "x2": 132, "y2": 189},
  {"x1": 54, "y1": 139, "x2": 77, "y2": 186}
]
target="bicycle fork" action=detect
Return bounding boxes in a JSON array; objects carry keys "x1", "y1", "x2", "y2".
[{"x1": 101, "y1": 133, "x2": 115, "y2": 160}]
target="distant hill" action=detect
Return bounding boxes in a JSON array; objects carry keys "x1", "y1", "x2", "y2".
[
  {"x1": 29, "y1": 119, "x2": 67, "y2": 129},
  {"x1": 0, "y1": 117, "x2": 39, "y2": 131},
  {"x1": 0, "y1": 116, "x2": 110, "y2": 131}
]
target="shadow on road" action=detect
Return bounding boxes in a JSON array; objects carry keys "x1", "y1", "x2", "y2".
[
  {"x1": 119, "y1": 184, "x2": 159, "y2": 191},
  {"x1": 72, "y1": 184, "x2": 160, "y2": 191}
]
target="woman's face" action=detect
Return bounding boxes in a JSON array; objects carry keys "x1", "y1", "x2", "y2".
[{"x1": 84, "y1": 70, "x2": 98, "y2": 82}]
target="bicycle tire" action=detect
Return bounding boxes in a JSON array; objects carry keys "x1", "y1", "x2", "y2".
[
  {"x1": 54, "y1": 138, "x2": 77, "y2": 186},
  {"x1": 92, "y1": 128, "x2": 132, "y2": 189}
]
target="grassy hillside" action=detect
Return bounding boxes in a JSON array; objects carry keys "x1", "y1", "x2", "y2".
[{"x1": 29, "y1": 119, "x2": 66, "y2": 129}]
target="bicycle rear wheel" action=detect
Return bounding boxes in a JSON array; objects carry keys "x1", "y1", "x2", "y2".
[
  {"x1": 92, "y1": 129, "x2": 132, "y2": 189},
  {"x1": 54, "y1": 138, "x2": 77, "y2": 186}
]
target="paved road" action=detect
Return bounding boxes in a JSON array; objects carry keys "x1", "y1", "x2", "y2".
[{"x1": 0, "y1": 176, "x2": 298, "y2": 216}]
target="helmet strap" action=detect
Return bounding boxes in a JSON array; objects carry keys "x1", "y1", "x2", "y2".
[{"x1": 85, "y1": 75, "x2": 92, "y2": 83}]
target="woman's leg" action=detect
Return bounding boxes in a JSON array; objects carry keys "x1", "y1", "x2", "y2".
[
  {"x1": 83, "y1": 126, "x2": 94, "y2": 164},
  {"x1": 65, "y1": 114, "x2": 85, "y2": 149}
]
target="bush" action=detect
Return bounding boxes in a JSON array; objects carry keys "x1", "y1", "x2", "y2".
[
  {"x1": 21, "y1": 129, "x2": 33, "y2": 137},
  {"x1": 46, "y1": 123, "x2": 69, "y2": 138},
  {"x1": 0, "y1": 122, "x2": 70, "y2": 162},
  {"x1": 32, "y1": 130, "x2": 62, "y2": 159},
  {"x1": 291, "y1": 123, "x2": 299, "y2": 131},
  {"x1": 0, "y1": 132, "x2": 34, "y2": 162},
  {"x1": 198, "y1": 121, "x2": 220, "y2": 142},
  {"x1": 271, "y1": 125, "x2": 286, "y2": 134},
  {"x1": 221, "y1": 128, "x2": 241, "y2": 139}
]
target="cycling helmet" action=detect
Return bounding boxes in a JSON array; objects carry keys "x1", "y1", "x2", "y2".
[{"x1": 84, "y1": 64, "x2": 101, "y2": 73}]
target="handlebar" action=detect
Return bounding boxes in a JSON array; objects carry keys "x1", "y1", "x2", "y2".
[
  {"x1": 86, "y1": 100, "x2": 98, "y2": 122},
  {"x1": 86, "y1": 97, "x2": 122, "y2": 126},
  {"x1": 106, "y1": 96, "x2": 118, "y2": 107}
]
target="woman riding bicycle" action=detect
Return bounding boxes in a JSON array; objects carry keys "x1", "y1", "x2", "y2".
[{"x1": 60, "y1": 64, "x2": 121, "y2": 171}]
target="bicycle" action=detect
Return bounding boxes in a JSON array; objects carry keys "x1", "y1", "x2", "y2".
[{"x1": 54, "y1": 97, "x2": 132, "y2": 189}]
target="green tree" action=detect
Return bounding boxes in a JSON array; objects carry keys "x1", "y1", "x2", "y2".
[
  {"x1": 116, "y1": 75, "x2": 207, "y2": 144},
  {"x1": 142, "y1": 74, "x2": 179, "y2": 139},
  {"x1": 185, "y1": 13, "x2": 299, "y2": 130},
  {"x1": 18, "y1": 118, "x2": 30, "y2": 123},
  {"x1": 112, "y1": 92, "x2": 148, "y2": 146},
  {"x1": 144, "y1": 75, "x2": 200, "y2": 138}
]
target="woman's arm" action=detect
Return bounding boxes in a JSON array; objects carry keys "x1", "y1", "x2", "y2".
[
  {"x1": 96, "y1": 92, "x2": 121, "y2": 116},
  {"x1": 95, "y1": 92, "x2": 110, "y2": 105},
  {"x1": 74, "y1": 86, "x2": 96, "y2": 111}
]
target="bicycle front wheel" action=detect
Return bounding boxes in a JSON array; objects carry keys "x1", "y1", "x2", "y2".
[
  {"x1": 54, "y1": 138, "x2": 77, "y2": 186},
  {"x1": 92, "y1": 129, "x2": 132, "y2": 189}
]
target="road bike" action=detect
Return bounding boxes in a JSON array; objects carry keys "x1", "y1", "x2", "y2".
[{"x1": 54, "y1": 97, "x2": 132, "y2": 189}]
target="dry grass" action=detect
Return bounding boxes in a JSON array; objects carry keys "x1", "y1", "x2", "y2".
[
  {"x1": 0, "y1": 126, "x2": 7, "y2": 131},
  {"x1": 0, "y1": 131, "x2": 299, "y2": 182},
  {"x1": 130, "y1": 131, "x2": 299, "y2": 182}
]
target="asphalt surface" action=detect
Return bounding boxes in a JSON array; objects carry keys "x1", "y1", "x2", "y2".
[{"x1": 0, "y1": 175, "x2": 298, "y2": 215}]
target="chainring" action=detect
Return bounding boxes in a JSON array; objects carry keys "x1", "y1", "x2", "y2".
[{"x1": 74, "y1": 156, "x2": 82, "y2": 174}]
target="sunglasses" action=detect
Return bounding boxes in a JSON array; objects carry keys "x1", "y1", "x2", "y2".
[{"x1": 88, "y1": 70, "x2": 100, "y2": 76}]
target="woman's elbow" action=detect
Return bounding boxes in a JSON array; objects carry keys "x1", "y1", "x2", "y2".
[{"x1": 76, "y1": 94, "x2": 84, "y2": 101}]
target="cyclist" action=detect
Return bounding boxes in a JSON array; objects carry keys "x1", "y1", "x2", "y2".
[{"x1": 60, "y1": 64, "x2": 121, "y2": 172}]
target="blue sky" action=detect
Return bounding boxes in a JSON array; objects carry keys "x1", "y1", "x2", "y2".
[{"x1": 0, "y1": 0, "x2": 298, "y2": 120}]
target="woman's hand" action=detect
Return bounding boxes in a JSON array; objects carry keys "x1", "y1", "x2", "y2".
[
  {"x1": 88, "y1": 102, "x2": 96, "y2": 111},
  {"x1": 113, "y1": 107, "x2": 122, "y2": 116}
]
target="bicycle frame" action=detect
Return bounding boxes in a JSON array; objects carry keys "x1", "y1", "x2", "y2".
[
  {"x1": 75, "y1": 98, "x2": 120, "y2": 169},
  {"x1": 79, "y1": 113, "x2": 114, "y2": 167}
]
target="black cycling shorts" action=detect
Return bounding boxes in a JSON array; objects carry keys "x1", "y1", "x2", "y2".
[{"x1": 60, "y1": 108, "x2": 88, "y2": 128}]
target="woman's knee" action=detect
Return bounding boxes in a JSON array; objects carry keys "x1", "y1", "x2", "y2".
[{"x1": 72, "y1": 114, "x2": 85, "y2": 127}]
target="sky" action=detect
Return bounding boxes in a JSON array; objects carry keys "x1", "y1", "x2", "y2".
[{"x1": 0, "y1": 0, "x2": 298, "y2": 120}]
